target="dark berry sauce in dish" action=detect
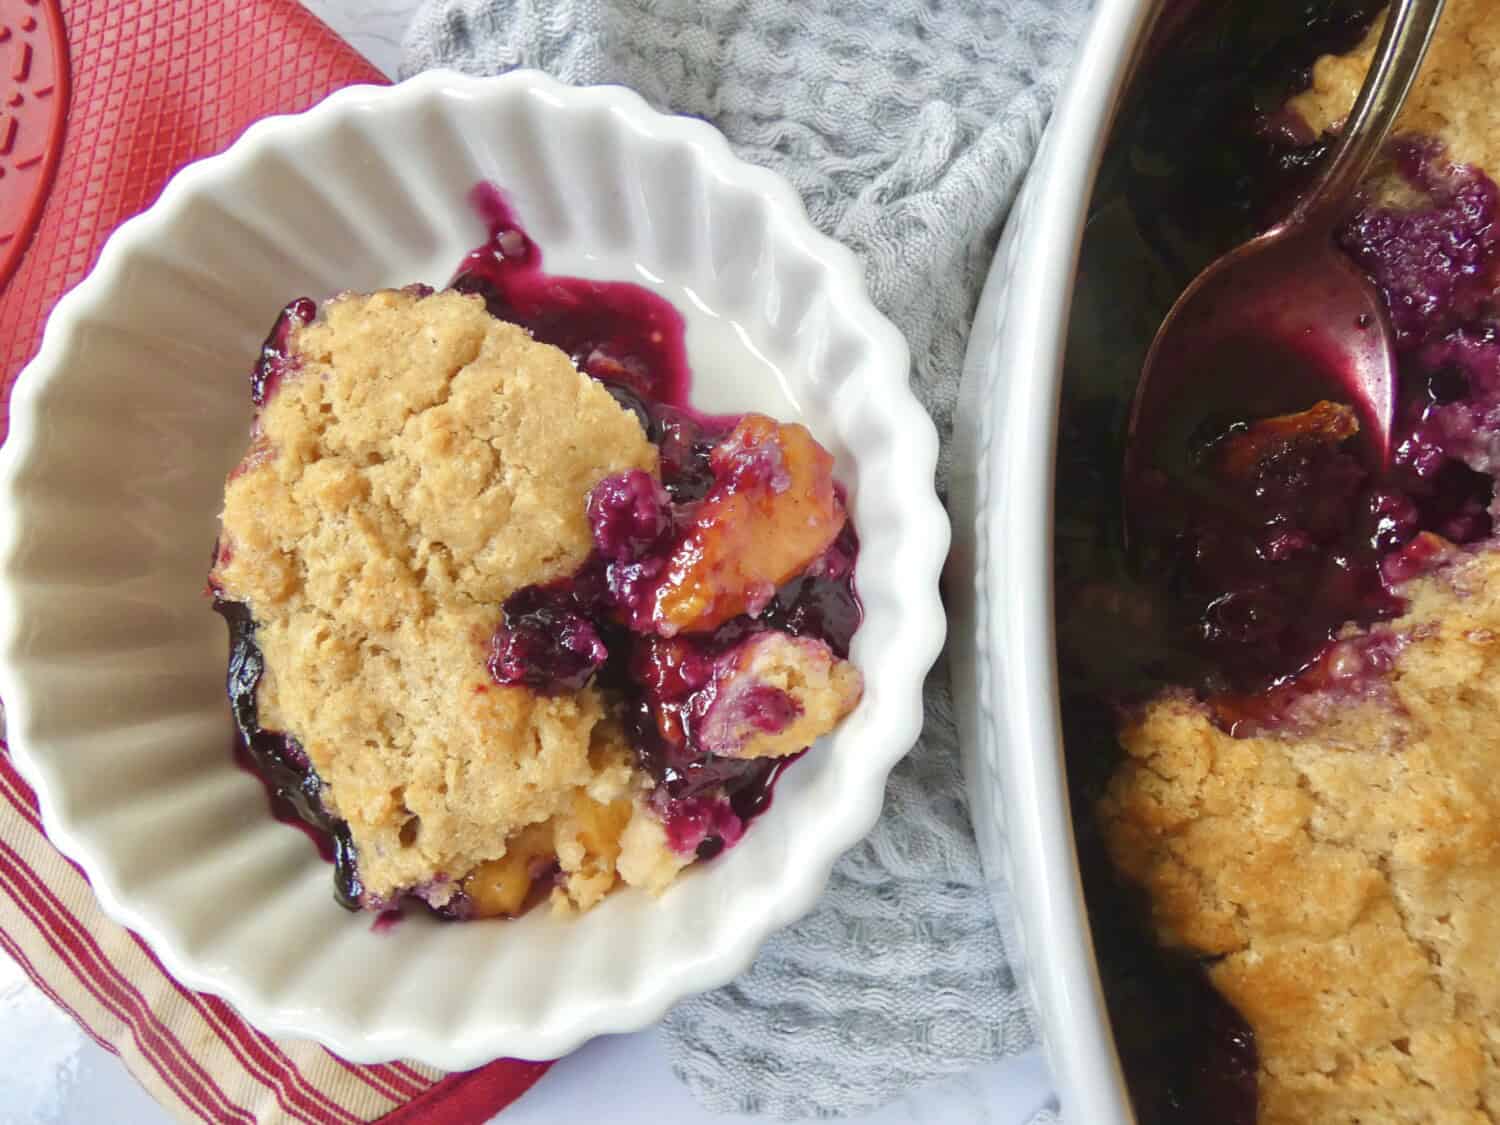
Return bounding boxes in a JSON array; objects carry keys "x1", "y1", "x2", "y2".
[
  {"x1": 216, "y1": 186, "x2": 861, "y2": 911},
  {"x1": 1128, "y1": 137, "x2": 1500, "y2": 703}
]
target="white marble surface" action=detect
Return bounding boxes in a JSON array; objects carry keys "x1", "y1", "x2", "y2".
[
  {"x1": 303, "y1": 0, "x2": 411, "y2": 78},
  {"x1": 0, "y1": 931, "x2": 1054, "y2": 1125},
  {"x1": 0, "y1": 3, "x2": 1057, "y2": 1121}
]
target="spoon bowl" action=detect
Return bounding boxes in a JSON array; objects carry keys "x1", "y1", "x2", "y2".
[
  {"x1": 1126, "y1": 222, "x2": 1397, "y2": 485},
  {"x1": 1125, "y1": 0, "x2": 1445, "y2": 515}
]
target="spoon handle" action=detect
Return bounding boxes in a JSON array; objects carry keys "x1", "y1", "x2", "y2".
[{"x1": 1290, "y1": 0, "x2": 1447, "y2": 232}]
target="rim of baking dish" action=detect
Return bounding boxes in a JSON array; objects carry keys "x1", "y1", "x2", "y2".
[{"x1": 952, "y1": 2, "x2": 1159, "y2": 1122}]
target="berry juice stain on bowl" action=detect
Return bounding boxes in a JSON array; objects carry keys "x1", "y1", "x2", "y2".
[
  {"x1": 209, "y1": 185, "x2": 865, "y2": 922},
  {"x1": 454, "y1": 185, "x2": 696, "y2": 413}
]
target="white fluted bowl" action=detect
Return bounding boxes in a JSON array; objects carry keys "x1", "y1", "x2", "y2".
[{"x1": 0, "y1": 70, "x2": 947, "y2": 1067}]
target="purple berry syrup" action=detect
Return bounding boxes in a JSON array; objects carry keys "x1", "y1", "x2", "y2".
[
  {"x1": 1128, "y1": 136, "x2": 1500, "y2": 702},
  {"x1": 250, "y1": 297, "x2": 315, "y2": 408},
  {"x1": 217, "y1": 185, "x2": 860, "y2": 911},
  {"x1": 216, "y1": 600, "x2": 363, "y2": 909}
]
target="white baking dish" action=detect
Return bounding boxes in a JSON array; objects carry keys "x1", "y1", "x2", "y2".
[{"x1": 949, "y1": 1, "x2": 1159, "y2": 1122}]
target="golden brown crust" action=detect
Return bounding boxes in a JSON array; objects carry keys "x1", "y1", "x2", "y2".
[
  {"x1": 1289, "y1": 0, "x2": 1500, "y2": 181},
  {"x1": 1100, "y1": 550, "x2": 1500, "y2": 1125},
  {"x1": 212, "y1": 289, "x2": 658, "y2": 903}
]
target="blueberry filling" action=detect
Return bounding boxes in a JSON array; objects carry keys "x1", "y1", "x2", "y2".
[
  {"x1": 1129, "y1": 137, "x2": 1500, "y2": 701},
  {"x1": 488, "y1": 581, "x2": 609, "y2": 695},
  {"x1": 451, "y1": 184, "x2": 696, "y2": 419},
  {"x1": 587, "y1": 469, "x2": 673, "y2": 562},
  {"x1": 218, "y1": 186, "x2": 861, "y2": 912},
  {"x1": 1338, "y1": 137, "x2": 1500, "y2": 349},
  {"x1": 487, "y1": 466, "x2": 860, "y2": 852}
]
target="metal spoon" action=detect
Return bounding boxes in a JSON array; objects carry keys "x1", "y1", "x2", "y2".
[{"x1": 1124, "y1": 0, "x2": 1446, "y2": 502}]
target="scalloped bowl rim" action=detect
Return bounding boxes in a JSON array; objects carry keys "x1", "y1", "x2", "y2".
[{"x1": 0, "y1": 69, "x2": 949, "y2": 1065}]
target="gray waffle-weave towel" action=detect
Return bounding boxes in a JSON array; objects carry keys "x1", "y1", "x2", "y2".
[{"x1": 403, "y1": 1, "x2": 1089, "y2": 1117}]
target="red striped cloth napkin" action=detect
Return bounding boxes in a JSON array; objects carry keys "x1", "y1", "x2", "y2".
[
  {"x1": 0, "y1": 746, "x2": 551, "y2": 1123},
  {"x1": 0, "y1": 1, "x2": 554, "y2": 1120}
]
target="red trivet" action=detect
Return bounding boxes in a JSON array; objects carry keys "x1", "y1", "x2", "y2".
[{"x1": 0, "y1": 0, "x2": 68, "y2": 292}]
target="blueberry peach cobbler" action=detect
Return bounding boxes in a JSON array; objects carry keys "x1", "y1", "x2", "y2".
[
  {"x1": 1059, "y1": 2, "x2": 1500, "y2": 1122},
  {"x1": 207, "y1": 191, "x2": 862, "y2": 920}
]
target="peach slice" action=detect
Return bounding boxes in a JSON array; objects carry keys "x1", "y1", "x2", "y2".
[
  {"x1": 1211, "y1": 400, "x2": 1358, "y2": 479},
  {"x1": 462, "y1": 821, "x2": 556, "y2": 919},
  {"x1": 652, "y1": 414, "x2": 846, "y2": 635}
]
